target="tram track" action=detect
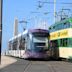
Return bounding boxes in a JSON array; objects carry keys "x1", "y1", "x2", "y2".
[
  {"x1": 1, "y1": 56, "x2": 72, "y2": 72},
  {"x1": 24, "y1": 60, "x2": 58, "y2": 72},
  {"x1": 24, "y1": 60, "x2": 32, "y2": 72},
  {"x1": 11, "y1": 57, "x2": 72, "y2": 72},
  {"x1": 48, "y1": 65, "x2": 57, "y2": 72}
]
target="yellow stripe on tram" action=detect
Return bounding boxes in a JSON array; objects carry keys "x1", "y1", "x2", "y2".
[{"x1": 50, "y1": 28, "x2": 72, "y2": 40}]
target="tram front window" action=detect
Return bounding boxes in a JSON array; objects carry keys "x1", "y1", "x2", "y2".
[
  {"x1": 34, "y1": 43, "x2": 45, "y2": 52},
  {"x1": 33, "y1": 37, "x2": 48, "y2": 52}
]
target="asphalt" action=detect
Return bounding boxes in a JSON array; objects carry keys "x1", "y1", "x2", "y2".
[
  {"x1": 0, "y1": 56, "x2": 72, "y2": 72},
  {"x1": 0, "y1": 56, "x2": 30, "y2": 72}
]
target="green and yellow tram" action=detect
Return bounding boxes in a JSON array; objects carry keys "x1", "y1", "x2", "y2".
[{"x1": 49, "y1": 18, "x2": 72, "y2": 59}]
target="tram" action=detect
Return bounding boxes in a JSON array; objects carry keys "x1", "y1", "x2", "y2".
[
  {"x1": 49, "y1": 17, "x2": 72, "y2": 59},
  {"x1": 8, "y1": 29, "x2": 50, "y2": 59}
]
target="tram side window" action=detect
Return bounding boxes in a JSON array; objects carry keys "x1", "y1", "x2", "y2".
[
  {"x1": 68, "y1": 38, "x2": 72, "y2": 47},
  {"x1": 60, "y1": 39, "x2": 62, "y2": 46},
  {"x1": 64, "y1": 22, "x2": 67, "y2": 28},
  {"x1": 12, "y1": 40, "x2": 18, "y2": 50},
  {"x1": 60, "y1": 38, "x2": 68, "y2": 47},
  {"x1": 55, "y1": 23, "x2": 64, "y2": 31},
  {"x1": 53, "y1": 26, "x2": 55, "y2": 31},
  {"x1": 8, "y1": 41, "x2": 12, "y2": 50},
  {"x1": 64, "y1": 38, "x2": 68, "y2": 47},
  {"x1": 70, "y1": 24, "x2": 72, "y2": 28},
  {"x1": 19, "y1": 38, "x2": 26, "y2": 50},
  {"x1": 55, "y1": 23, "x2": 61, "y2": 30},
  {"x1": 64, "y1": 22, "x2": 70, "y2": 29},
  {"x1": 70, "y1": 22, "x2": 72, "y2": 28},
  {"x1": 49, "y1": 27, "x2": 52, "y2": 32},
  {"x1": 61, "y1": 23, "x2": 64, "y2": 29}
]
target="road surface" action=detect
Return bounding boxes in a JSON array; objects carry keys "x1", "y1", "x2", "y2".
[{"x1": 0, "y1": 56, "x2": 72, "y2": 72}]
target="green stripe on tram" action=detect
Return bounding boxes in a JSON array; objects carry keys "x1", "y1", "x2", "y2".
[
  {"x1": 69, "y1": 18, "x2": 72, "y2": 23},
  {"x1": 50, "y1": 38, "x2": 72, "y2": 48}
]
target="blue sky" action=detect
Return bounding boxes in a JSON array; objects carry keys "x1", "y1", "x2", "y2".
[{"x1": 2, "y1": 0, "x2": 72, "y2": 52}]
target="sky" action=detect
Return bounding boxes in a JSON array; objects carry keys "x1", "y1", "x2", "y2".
[{"x1": 2, "y1": 0, "x2": 72, "y2": 52}]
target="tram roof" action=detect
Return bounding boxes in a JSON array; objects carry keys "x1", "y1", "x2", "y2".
[
  {"x1": 9, "y1": 30, "x2": 28, "y2": 41},
  {"x1": 9, "y1": 29, "x2": 49, "y2": 41},
  {"x1": 29, "y1": 29, "x2": 49, "y2": 33},
  {"x1": 49, "y1": 17, "x2": 72, "y2": 28}
]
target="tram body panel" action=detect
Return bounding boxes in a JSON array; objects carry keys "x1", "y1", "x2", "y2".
[{"x1": 8, "y1": 29, "x2": 49, "y2": 59}]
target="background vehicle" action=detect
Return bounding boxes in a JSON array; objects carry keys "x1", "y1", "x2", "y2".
[
  {"x1": 49, "y1": 17, "x2": 72, "y2": 59},
  {"x1": 8, "y1": 29, "x2": 50, "y2": 59}
]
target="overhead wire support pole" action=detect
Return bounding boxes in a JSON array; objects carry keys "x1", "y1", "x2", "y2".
[
  {"x1": 0, "y1": 0, "x2": 2, "y2": 64},
  {"x1": 54, "y1": 0, "x2": 56, "y2": 23},
  {"x1": 38, "y1": 0, "x2": 57, "y2": 23},
  {"x1": 38, "y1": 0, "x2": 72, "y2": 21},
  {"x1": 19, "y1": 19, "x2": 28, "y2": 31}
]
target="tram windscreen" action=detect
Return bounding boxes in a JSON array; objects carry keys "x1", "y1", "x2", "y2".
[{"x1": 32, "y1": 32, "x2": 48, "y2": 52}]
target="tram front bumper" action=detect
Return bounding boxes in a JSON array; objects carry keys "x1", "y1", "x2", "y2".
[{"x1": 29, "y1": 52, "x2": 49, "y2": 59}]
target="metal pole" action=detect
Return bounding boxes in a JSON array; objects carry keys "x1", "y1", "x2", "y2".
[
  {"x1": 54, "y1": 0, "x2": 56, "y2": 23},
  {"x1": 0, "y1": 0, "x2": 2, "y2": 64}
]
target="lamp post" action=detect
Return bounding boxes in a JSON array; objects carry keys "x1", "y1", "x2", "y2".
[
  {"x1": 54, "y1": 0, "x2": 56, "y2": 23},
  {"x1": 0, "y1": 0, "x2": 2, "y2": 64}
]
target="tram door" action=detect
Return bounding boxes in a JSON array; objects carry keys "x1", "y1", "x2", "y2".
[{"x1": 50, "y1": 40, "x2": 59, "y2": 59}]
